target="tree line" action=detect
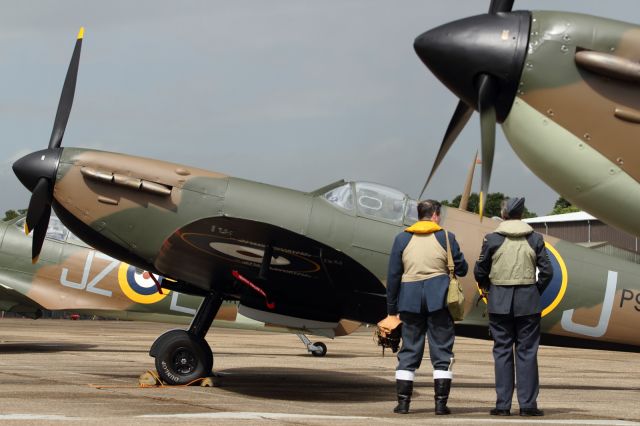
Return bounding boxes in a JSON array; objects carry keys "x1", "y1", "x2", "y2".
[
  {"x1": 2, "y1": 209, "x2": 26, "y2": 222},
  {"x1": 439, "y1": 194, "x2": 580, "y2": 218}
]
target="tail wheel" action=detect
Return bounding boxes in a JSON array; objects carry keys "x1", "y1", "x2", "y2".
[{"x1": 311, "y1": 341, "x2": 327, "y2": 357}]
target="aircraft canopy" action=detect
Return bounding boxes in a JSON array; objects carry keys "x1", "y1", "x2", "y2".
[
  {"x1": 323, "y1": 182, "x2": 419, "y2": 225},
  {"x1": 15, "y1": 215, "x2": 88, "y2": 247}
]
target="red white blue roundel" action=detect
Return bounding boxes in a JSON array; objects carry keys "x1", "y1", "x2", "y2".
[
  {"x1": 118, "y1": 263, "x2": 169, "y2": 304},
  {"x1": 477, "y1": 242, "x2": 567, "y2": 317}
]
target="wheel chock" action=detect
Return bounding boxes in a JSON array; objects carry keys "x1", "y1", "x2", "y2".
[
  {"x1": 199, "y1": 377, "x2": 214, "y2": 387},
  {"x1": 138, "y1": 370, "x2": 162, "y2": 387},
  {"x1": 138, "y1": 370, "x2": 216, "y2": 387}
]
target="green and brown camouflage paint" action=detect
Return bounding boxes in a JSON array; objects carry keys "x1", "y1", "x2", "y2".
[
  {"x1": 503, "y1": 11, "x2": 640, "y2": 236},
  {"x1": 39, "y1": 147, "x2": 640, "y2": 351},
  {"x1": 0, "y1": 216, "x2": 359, "y2": 337}
]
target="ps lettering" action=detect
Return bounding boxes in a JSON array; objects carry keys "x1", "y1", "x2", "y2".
[{"x1": 620, "y1": 289, "x2": 640, "y2": 312}]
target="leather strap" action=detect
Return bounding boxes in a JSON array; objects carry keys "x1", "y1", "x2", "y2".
[{"x1": 444, "y1": 231, "x2": 455, "y2": 278}]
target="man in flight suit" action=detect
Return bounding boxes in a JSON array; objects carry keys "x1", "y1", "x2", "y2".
[
  {"x1": 474, "y1": 197, "x2": 553, "y2": 417},
  {"x1": 385, "y1": 199, "x2": 468, "y2": 415}
]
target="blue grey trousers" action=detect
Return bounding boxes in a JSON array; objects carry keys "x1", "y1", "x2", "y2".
[
  {"x1": 489, "y1": 313, "x2": 540, "y2": 410},
  {"x1": 397, "y1": 309, "x2": 455, "y2": 373}
]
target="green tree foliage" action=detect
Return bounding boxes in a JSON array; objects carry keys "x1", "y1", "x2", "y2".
[
  {"x1": 441, "y1": 193, "x2": 537, "y2": 218},
  {"x1": 550, "y1": 197, "x2": 580, "y2": 215},
  {"x1": 2, "y1": 209, "x2": 26, "y2": 222}
]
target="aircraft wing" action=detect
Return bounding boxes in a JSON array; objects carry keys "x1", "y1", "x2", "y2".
[
  {"x1": 155, "y1": 216, "x2": 388, "y2": 326},
  {"x1": 0, "y1": 280, "x2": 44, "y2": 318}
]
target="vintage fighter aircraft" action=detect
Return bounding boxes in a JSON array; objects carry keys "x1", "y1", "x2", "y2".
[
  {"x1": 12, "y1": 28, "x2": 640, "y2": 385},
  {"x1": 0, "y1": 214, "x2": 337, "y2": 356},
  {"x1": 414, "y1": 1, "x2": 640, "y2": 236}
]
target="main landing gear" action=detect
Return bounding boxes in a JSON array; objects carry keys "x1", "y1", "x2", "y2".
[{"x1": 149, "y1": 291, "x2": 222, "y2": 385}]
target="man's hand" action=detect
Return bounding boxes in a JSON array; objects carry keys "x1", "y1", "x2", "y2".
[
  {"x1": 375, "y1": 315, "x2": 403, "y2": 354},
  {"x1": 377, "y1": 314, "x2": 402, "y2": 335}
]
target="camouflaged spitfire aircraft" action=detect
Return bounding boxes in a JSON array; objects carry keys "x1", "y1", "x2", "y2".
[
  {"x1": 414, "y1": 0, "x2": 640, "y2": 236},
  {"x1": 0, "y1": 214, "x2": 338, "y2": 356},
  {"x1": 12, "y1": 28, "x2": 640, "y2": 386}
]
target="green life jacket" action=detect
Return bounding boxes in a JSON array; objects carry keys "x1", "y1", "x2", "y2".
[{"x1": 489, "y1": 220, "x2": 536, "y2": 286}]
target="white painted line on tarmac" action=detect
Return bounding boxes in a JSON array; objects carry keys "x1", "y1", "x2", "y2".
[
  {"x1": 3, "y1": 412, "x2": 637, "y2": 424},
  {"x1": 138, "y1": 412, "x2": 640, "y2": 425},
  {"x1": 139, "y1": 411, "x2": 373, "y2": 420},
  {"x1": 0, "y1": 414, "x2": 83, "y2": 421},
  {"x1": 438, "y1": 419, "x2": 639, "y2": 425}
]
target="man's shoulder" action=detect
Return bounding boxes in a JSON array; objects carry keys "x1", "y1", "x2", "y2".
[
  {"x1": 524, "y1": 229, "x2": 544, "y2": 241},
  {"x1": 393, "y1": 231, "x2": 413, "y2": 246},
  {"x1": 483, "y1": 231, "x2": 502, "y2": 239},
  {"x1": 482, "y1": 231, "x2": 505, "y2": 245},
  {"x1": 433, "y1": 229, "x2": 450, "y2": 245},
  {"x1": 439, "y1": 229, "x2": 454, "y2": 237},
  {"x1": 527, "y1": 231, "x2": 546, "y2": 246}
]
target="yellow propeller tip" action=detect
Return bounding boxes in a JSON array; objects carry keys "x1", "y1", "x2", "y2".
[
  {"x1": 32, "y1": 256, "x2": 39, "y2": 264},
  {"x1": 24, "y1": 223, "x2": 30, "y2": 235},
  {"x1": 77, "y1": 27, "x2": 85, "y2": 40},
  {"x1": 478, "y1": 192, "x2": 484, "y2": 221}
]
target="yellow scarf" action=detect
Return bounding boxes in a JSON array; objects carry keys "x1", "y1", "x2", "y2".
[{"x1": 404, "y1": 220, "x2": 442, "y2": 234}]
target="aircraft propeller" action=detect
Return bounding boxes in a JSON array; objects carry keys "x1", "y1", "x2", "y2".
[
  {"x1": 414, "y1": 0, "x2": 529, "y2": 217},
  {"x1": 13, "y1": 27, "x2": 84, "y2": 262}
]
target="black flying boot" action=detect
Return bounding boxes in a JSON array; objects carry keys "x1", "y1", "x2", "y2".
[
  {"x1": 393, "y1": 379, "x2": 413, "y2": 414},
  {"x1": 434, "y1": 378, "x2": 452, "y2": 415}
]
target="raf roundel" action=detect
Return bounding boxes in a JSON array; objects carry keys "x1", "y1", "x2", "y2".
[
  {"x1": 118, "y1": 263, "x2": 170, "y2": 304},
  {"x1": 540, "y1": 242, "x2": 568, "y2": 317},
  {"x1": 476, "y1": 241, "x2": 568, "y2": 317}
]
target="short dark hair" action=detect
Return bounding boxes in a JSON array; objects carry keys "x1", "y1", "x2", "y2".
[{"x1": 417, "y1": 199, "x2": 441, "y2": 220}]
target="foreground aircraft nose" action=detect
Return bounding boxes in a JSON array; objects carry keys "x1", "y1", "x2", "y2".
[
  {"x1": 13, "y1": 147, "x2": 62, "y2": 262},
  {"x1": 414, "y1": 11, "x2": 530, "y2": 122},
  {"x1": 413, "y1": 10, "x2": 531, "y2": 217},
  {"x1": 15, "y1": 28, "x2": 82, "y2": 263},
  {"x1": 12, "y1": 148, "x2": 61, "y2": 192}
]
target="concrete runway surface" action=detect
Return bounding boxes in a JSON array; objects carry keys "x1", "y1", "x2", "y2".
[{"x1": 0, "y1": 318, "x2": 638, "y2": 425}]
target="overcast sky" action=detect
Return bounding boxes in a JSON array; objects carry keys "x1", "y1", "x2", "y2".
[{"x1": 1, "y1": 1, "x2": 638, "y2": 216}]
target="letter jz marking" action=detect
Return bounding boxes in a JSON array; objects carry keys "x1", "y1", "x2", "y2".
[{"x1": 60, "y1": 251, "x2": 119, "y2": 297}]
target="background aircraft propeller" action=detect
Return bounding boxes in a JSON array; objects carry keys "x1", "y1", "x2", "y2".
[
  {"x1": 414, "y1": 1, "x2": 529, "y2": 218},
  {"x1": 488, "y1": 0, "x2": 514, "y2": 14},
  {"x1": 13, "y1": 27, "x2": 83, "y2": 262}
]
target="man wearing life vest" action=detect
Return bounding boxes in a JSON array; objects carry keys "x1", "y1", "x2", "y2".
[
  {"x1": 385, "y1": 199, "x2": 468, "y2": 415},
  {"x1": 474, "y1": 197, "x2": 553, "y2": 417}
]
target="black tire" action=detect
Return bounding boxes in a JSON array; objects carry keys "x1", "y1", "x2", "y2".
[
  {"x1": 311, "y1": 341, "x2": 327, "y2": 357},
  {"x1": 153, "y1": 330, "x2": 213, "y2": 385}
]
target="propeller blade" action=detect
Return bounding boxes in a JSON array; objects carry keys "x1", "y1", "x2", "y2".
[
  {"x1": 488, "y1": 0, "x2": 514, "y2": 14},
  {"x1": 477, "y1": 74, "x2": 499, "y2": 219},
  {"x1": 459, "y1": 150, "x2": 479, "y2": 212},
  {"x1": 24, "y1": 177, "x2": 52, "y2": 235},
  {"x1": 31, "y1": 204, "x2": 52, "y2": 263},
  {"x1": 418, "y1": 100, "x2": 473, "y2": 199},
  {"x1": 48, "y1": 27, "x2": 84, "y2": 150}
]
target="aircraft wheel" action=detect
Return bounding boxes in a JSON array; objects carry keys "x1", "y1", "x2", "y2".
[
  {"x1": 153, "y1": 330, "x2": 213, "y2": 385},
  {"x1": 311, "y1": 341, "x2": 327, "y2": 357}
]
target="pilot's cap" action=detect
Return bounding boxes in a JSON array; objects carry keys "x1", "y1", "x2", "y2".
[{"x1": 505, "y1": 197, "x2": 525, "y2": 217}]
